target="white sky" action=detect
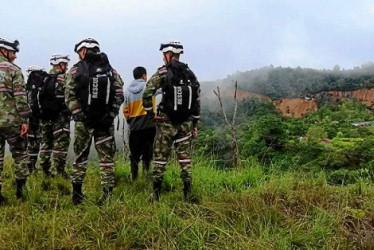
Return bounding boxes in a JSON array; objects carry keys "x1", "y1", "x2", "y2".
[{"x1": 2, "y1": 0, "x2": 374, "y2": 83}]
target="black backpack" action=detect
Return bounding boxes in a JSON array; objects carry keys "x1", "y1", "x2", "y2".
[
  {"x1": 160, "y1": 60, "x2": 200, "y2": 123},
  {"x1": 75, "y1": 52, "x2": 115, "y2": 125},
  {"x1": 26, "y1": 70, "x2": 61, "y2": 120}
]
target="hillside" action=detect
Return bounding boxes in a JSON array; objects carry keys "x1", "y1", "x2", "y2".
[
  {"x1": 201, "y1": 64, "x2": 374, "y2": 117},
  {"x1": 274, "y1": 87, "x2": 374, "y2": 117},
  {"x1": 327, "y1": 87, "x2": 374, "y2": 107},
  {"x1": 273, "y1": 98, "x2": 318, "y2": 117}
]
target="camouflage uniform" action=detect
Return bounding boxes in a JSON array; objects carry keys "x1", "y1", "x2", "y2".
[
  {"x1": 0, "y1": 55, "x2": 31, "y2": 185},
  {"x1": 65, "y1": 64, "x2": 124, "y2": 190},
  {"x1": 143, "y1": 60, "x2": 200, "y2": 200},
  {"x1": 152, "y1": 120, "x2": 194, "y2": 182},
  {"x1": 39, "y1": 69, "x2": 70, "y2": 176},
  {"x1": 26, "y1": 116, "x2": 41, "y2": 172}
]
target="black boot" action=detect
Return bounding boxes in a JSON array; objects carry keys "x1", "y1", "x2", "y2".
[
  {"x1": 151, "y1": 180, "x2": 162, "y2": 202},
  {"x1": 0, "y1": 185, "x2": 6, "y2": 205},
  {"x1": 42, "y1": 164, "x2": 53, "y2": 177},
  {"x1": 142, "y1": 160, "x2": 150, "y2": 173},
  {"x1": 183, "y1": 181, "x2": 199, "y2": 204},
  {"x1": 131, "y1": 160, "x2": 139, "y2": 181},
  {"x1": 16, "y1": 179, "x2": 26, "y2": 199},
  {"x1": 72, "y1": 183, "x2": 84, "y2": 205},
  {"x1": 183, "y1": 181, "x2": 191, "y2": 200},
  {"x1": 27, "y1": 161, "x2": 36, "y2": 174},
  {"x1": 97, "y1": 186, "x2": 113, "y2": 206}
]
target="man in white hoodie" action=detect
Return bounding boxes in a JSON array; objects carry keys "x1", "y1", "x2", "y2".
[{"x1": 123, "y1": 66, "x2": 156, "y2": 181}]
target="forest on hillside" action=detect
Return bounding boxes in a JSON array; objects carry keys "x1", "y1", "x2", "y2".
[
  {"x1": 198, "y1": 96, "x2": 374, "y2": 184},
  {"x1": 201, "y1": 62, "x2": 374, "y2": 100}
]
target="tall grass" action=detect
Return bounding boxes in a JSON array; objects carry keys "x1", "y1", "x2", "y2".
[{"x1": 0, "y1": 153, "x2": 373, "y2": 249}]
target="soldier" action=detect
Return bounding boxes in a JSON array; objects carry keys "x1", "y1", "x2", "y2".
[
  {"x1": 38, "y1": 54, "x2": 71, "y2": 178},
  {"x1": 65, "y1": 38, "x2": 124, "y2": 205},
  {"x1": 25, "y1": 66, "x2": 43, "y2": 174},
  {"x1": 0, "y1": 37, "x2": 31, "y2": 203},
  {"x1": 123, "y1": 66, "x2": 156, "y2": 181},
  {"x1": 142, "y1": 40, "x2": 200, "y2": 202}
]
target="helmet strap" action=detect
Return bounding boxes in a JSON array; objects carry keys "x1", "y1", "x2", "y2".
[
  {"x1": 57, "y1": 63, "x2": 65, "y2": 73},
  {"x1": 0, "y1": 49, "x2": 5, "y2": 58},
  {"x1": 164, "y1": 52, "x2": 174, "y2": 64},
  {"x1": 0, "y1": 49, "x2": 10, "y2": 61}
]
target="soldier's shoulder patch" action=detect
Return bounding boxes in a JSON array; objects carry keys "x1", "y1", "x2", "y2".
[
  {"x1": 57, "y1": 74, "x2": 65, "y2": 82},
  {"x1": 158, "y1": 66, "x2": 167, "y2": 75},
  {"x1": 69, "y1": 66, "x2": 78, "y2": 75},
  {"x1": 0, "y1": 62, "x2": 19, "y2": 71}
]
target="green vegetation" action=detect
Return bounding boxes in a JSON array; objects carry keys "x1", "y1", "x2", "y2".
[
  {"x1": 1, "y1": 155, "x2": 374, "y2": 249},
  {"x1": 2, "y1": 98, "x2": 374, "y2": 248},
  {"x1": 199, "y1": 99, "x2": 374, "y2": 172}
]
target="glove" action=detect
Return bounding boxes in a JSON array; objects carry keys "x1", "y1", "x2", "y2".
[{"x1": 72, "y1": 112, "x2": 86, "y2": 122}]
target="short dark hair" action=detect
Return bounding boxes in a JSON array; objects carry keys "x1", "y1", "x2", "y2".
[
  {"x1": 133, "y1": 66, "x2": 147, "y2": 79},
  {"x1": 86, "y1": 47, "x2": 100, "y2": 53}
]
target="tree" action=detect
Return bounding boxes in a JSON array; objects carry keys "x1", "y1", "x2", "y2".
[
  {"x1": 213, "y1": 81, "x2": 239, "y2": 168},
  {"x1": 307, "y1": 125, "x2": 327, "y2": 144}
]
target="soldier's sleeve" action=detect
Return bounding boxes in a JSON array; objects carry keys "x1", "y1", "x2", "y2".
[
  {"x1": 64, "y1": 66, "x2": 82, "y2": 116},
  {"x1": 111, "y1": 68, "x2": 124, "y2": 117},
  {"x1": 12, "y1": 68, "x2": 31, "y2": 123},
  {"x1": 55, "y1": 72, "x2": 67, "y2": 106},
  {"x1": 142, "y1": 67, "x2": 165, "y2": 113},
  {"x1": 191, "y1": 72, "x2": 201, "y2": 124}
]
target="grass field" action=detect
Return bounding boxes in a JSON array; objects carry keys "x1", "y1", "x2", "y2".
[{"x1": 0, "y1": 154, "x2": 373, "y2": 249}]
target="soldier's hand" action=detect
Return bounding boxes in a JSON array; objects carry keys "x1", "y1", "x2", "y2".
[
  {"x1": 20, "y1": 124, "x2": 29, "y2": 138},
  {"x1": 192, "y1": 127, "x2": 198, "y2": 139},
  {"x1": 154, "y1": 115, "x2": 165, "y2": 121}
]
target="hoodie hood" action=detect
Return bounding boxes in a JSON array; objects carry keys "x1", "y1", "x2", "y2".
[{"x1": 127, "y1": 79, "x2": 146, "y2": 94}]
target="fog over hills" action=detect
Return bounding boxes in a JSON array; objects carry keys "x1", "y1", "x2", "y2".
[{"x1": 200, "y1": 63, "x2": 374, "y2": 103}]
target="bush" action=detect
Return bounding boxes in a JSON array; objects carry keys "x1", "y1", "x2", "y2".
[
  {"x1": 326, "y1": 169, "x2": 360, "y2": 185},
  {"x1": 240, "y1": 114, "x2": 288, "y2": 165},
  {"x1": 194, "y1": 127, "x2": 235, "y2": 168},
  {"x1": 307, "y1": 125, "x2": 327, "y2": 144}
]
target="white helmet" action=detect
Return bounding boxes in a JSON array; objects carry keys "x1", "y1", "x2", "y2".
[
  {"x1": 159, "y1": 40, "x2": 184, "y2": 54},
  {"x1": 26, "y1": 65, "x2": 45, "y2": 76},
  {"x1": 0, "y1": 37, "x2": 20, "y2": 52},
  {"x1": 50, "y1": 54, "x2": 70, "y2": 65},
  {"x1": 74, "y1": 38, "x2": 100, "y2": 52}
]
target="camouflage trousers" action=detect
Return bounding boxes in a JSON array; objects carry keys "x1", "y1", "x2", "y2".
[
  {"x1": 39, "y1": 113, "x2": 71, "y2": 173},
  {"x1": 0, "y1": 125, "x2": 29, "y2": 185},
  {"x1": 153, "y1": 120, "x2": 193, "y2": 183},
  {"x1": 27, "y1": 118, "x2": 41, "y2": 166},
  {"x1": 71, "y1": 122, "x2": 116, "y2": 189}
]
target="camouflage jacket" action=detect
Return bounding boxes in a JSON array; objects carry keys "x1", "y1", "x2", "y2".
[
  {"x1": 0, "y1": 55, "x2": 31, "y2": 127},
  {"x1": 65, "y1": 61, "x2": 124, "y2": 118},
  {"x1": 142, "y1": 60, "x2": 201, "y2": 124}
]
